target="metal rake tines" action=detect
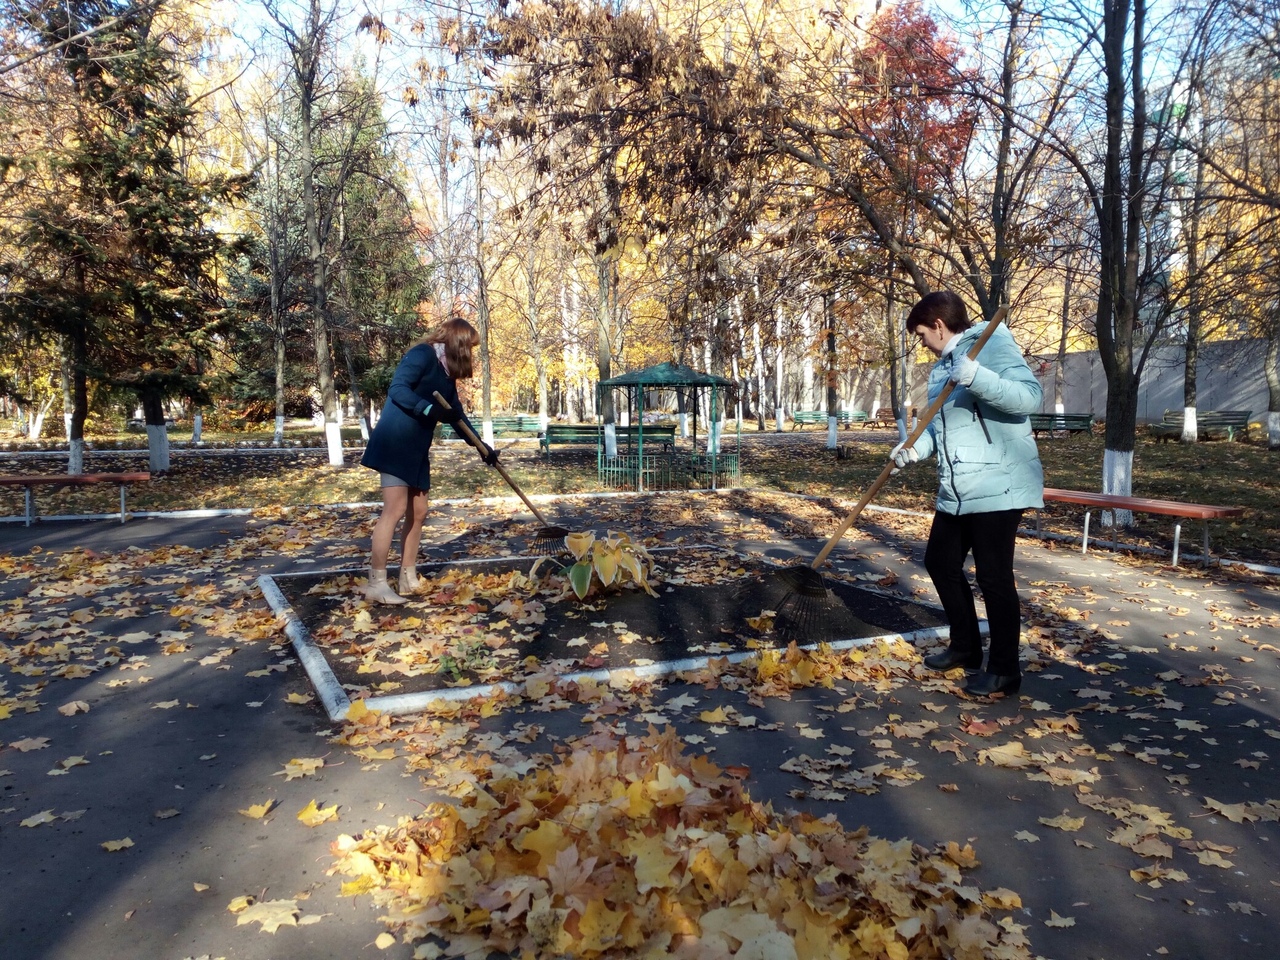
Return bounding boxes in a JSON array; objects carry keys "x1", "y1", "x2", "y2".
[
  {"x1": 530, "y1": 525, "x2": 571, "y2": 556},
  {"x1": 771, "y1": 565, "x2": 839, "y2": 644}
]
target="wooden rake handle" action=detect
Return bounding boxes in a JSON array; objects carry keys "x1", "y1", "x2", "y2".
[
  {"x1": 808, "y1": 306, "x2": 1009, "y2": 570},
  {"x1": 432, "y1": 391, "x2": 553, "y2": 527}
]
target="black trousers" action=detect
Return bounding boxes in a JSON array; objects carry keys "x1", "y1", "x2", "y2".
[{"x1": 924, "y1": 508, "x2": 1025, "y2": 676}]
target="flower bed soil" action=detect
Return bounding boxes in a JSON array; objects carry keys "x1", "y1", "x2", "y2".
[{"x1": 270, "y1": 554, "x2": 946, "y2": 699}]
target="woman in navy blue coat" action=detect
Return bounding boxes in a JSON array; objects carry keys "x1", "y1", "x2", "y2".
[
  {"x1": 890, "y1": 291, "x2": 1044, "y2": 697},
  {"x1": 360, "y1": 316, "x2": 497, "y2": 604}
]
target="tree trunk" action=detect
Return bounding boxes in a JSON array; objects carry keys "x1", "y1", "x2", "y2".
[
  {"x1": 297, "y1": 0, "x2": 343, "y2": 467},
  {"x1": 142, "y1": 389, "x2": 170, "y2": 473},
  {"x1": 1265, "y1": 324, "x2": 1280, "y2": 450},
  {"x1": 774, "y1": 309, "x2": 784, "y2": 431},
  {"x1": 66, "y1": 331, "x2": 88, "y2": 476},
  {"x1": 1094, "y1": 0, "x2": 1148, "y2": 526},
  {"x1": 1055, "y1": 268, "x2": 1071, "y2": 414},
  {"x1": 824, "y1": 291, "x2": 838, "y2": 450}
]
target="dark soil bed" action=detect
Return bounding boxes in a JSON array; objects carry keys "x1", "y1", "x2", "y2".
[{"x1": 270, "y1": 553, "x2": 946, "y2": 698}]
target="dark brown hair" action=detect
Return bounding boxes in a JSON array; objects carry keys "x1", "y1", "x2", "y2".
[
  {"x1": 905, "y1": 290, "x2": 972, "y2": 335},
  {"x1": 422, "y1": 316, "x2": 480, "y2": 379}
]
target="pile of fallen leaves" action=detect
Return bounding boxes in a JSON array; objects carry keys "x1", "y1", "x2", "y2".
[{"x1": 330, "y1": 724, "x2": 1031, "y2": 960}]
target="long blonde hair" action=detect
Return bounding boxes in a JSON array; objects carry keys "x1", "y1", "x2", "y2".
[{"x1": 421, "y1": 316, "x2": 479, "y2": 379}]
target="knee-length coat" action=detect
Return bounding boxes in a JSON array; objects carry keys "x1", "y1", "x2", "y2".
[{"x1": 360, "y1": 343, "x2": 475, "y2": 490}]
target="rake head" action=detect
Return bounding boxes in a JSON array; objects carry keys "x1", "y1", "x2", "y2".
[
  {"x1": 771, "y1": 564, "x2": 840, "y2": 644},
  {"x1": 530, "y1": 525, "x2": 572, "y2": 557}
]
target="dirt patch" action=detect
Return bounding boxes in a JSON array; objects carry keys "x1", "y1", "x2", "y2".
[{"x1": 270, "y1": 551, "x2": 946, "y2": 698}]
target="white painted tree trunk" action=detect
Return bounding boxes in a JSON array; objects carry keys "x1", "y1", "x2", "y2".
[
  {"x1": 192, "y1": 411, "x2": 203, "y2": 444},
  {"x1": 148, "y1": 425, "x2": 170, "y2": 473},
  {"x1": 274, "y1": 415, "x2": 286, "y2": 446},
  {"x1": 1181, "y1": 405, "x2": 1198, "y2": 443},
  {"x1": 1102, "y1": 447, "x2": 1134, "y2": 527},
  {"x1": 774, "y1": 310, "x2": 785, "y2": 432},
  {"x1": 1269, "y1": 411, "x2": 1279, "y2": 450},
  {"x1": 68, "y1": 438, "x2": 84, "y2": 475},
  {"x1": 325, "y1": 422, "x2": 343, "y2": 465}
]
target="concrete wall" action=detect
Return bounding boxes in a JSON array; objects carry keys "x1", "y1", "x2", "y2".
[{"x1": 849, "y1": 338, "x2": 1271, "y2": 423}]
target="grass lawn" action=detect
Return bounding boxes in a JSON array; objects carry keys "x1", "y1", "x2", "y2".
[{"x1": 0, "y1": 428, "x2": 1275, "y2": 566}]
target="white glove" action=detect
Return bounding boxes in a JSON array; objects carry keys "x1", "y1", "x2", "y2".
[
  {"x1": 951, "y1": 355, "x2": 979, "y2": 387},
  {"x1": 889, "y1": 442, "x2": 919, "y2": 474}
]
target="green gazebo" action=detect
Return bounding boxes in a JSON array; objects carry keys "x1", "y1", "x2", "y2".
[{"x1": 595, "y1": 361, "x2": 741, "y2": 491}]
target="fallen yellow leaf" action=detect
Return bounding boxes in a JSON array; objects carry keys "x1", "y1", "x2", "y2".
[{"x1": 296, "y1": 799, "x2": 339, "y2": 827}]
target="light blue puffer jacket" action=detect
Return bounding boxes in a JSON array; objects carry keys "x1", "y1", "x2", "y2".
[{"x1": 909, "y1": 321, "x2": 1045, "y2": 516}]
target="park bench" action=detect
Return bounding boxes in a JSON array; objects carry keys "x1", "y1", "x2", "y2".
[
  {"x1": 440, "y1": 414, "x2": 541, "y2": 441},
  {"x1": 1150, "y1": 409, "x2": 1252, "y2": 442},
  {"x1": 791, "y1": 410, "x2": 868, "y2": 430},
  {"x1": 0, "y1": 472, "x2": 151, "y2": 526},
  {"x1": 1037, "y1": 486, "x2": 1244, "y2": 567},
  {"x1": 540, "y1": 423, "x2": 676, "y2": 454},
  {"x1": 1029, "y1": 413, "x2": 1094, "y2": 437},
  {"x1": 864, "y1": 409, "x2": 912, "y2": 429}
]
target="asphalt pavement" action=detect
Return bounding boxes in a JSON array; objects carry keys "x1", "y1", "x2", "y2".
[{"x1": 2, "y1": 493, "x2": 1278, "y2": 960}]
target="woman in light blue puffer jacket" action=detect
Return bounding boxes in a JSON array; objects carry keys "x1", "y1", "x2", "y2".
[{"x1": 891, "y1": 291, "x2": 1044, "y2": 697}]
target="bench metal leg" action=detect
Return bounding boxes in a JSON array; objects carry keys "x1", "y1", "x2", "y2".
[
  {"x1": 1172, "y1": 523, "x2": 1181, "y2": 567},
  {"x1": 1082, "y1": 510, "x2": 1091, "y2": 555},
  {"x1": 119, "y1": 484, "x2": 128, "y2": 523},
  {"x1": 1202, "y1": 520, "x2": 1211, "y2": 568},
  {"x1": 24, "y1": 486, "x2": 34, "y2": 527}
]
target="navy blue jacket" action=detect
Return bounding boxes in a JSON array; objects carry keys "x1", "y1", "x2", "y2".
[{"x1": 360, "y1": 343, "x2": 475, "y2": 489}]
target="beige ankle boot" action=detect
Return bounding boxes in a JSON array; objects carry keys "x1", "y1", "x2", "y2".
[
  {"x1": 398, "y1": 564, "x2": 423, "y2": 596},
  {"x1": 365, "y1": 567, "x2": 407, "y2": 605}
]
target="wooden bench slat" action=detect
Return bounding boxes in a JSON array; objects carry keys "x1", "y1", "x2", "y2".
[
  {"x1": 0, "y1": 472, "x2": 151, "y2": 486},
  {"x1": 540, "y1": 424, "x2": 676, "y2": 453},
  {"x1": 1043, "y1": 488, "x2": 1242, "y2": 520},
  {"x1": 1040, "y1": 487, "x2": 1243, "y2": 566},
  {"x1": 1029, "y1": 413, "x2": 1093, "y2": 436},
  {"x1": 0, "y1": 472, "x2": 151, "y2": 525}
]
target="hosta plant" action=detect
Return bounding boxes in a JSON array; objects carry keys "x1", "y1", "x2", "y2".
[{"x1": 553, "y1": 530, "x2": 658, "y2": 601}]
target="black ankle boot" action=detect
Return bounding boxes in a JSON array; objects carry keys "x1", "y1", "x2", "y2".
[
  {"x1": 964, "y1": 672, "x2": 1021, "y2": 697},
  {"x1": 923, "y1": 648, "x2": 982, "y2": 672}
]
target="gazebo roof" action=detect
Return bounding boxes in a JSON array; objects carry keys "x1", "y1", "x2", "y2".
[{"x1": 598, "y1": 361, "x2": 736, "y2": 389}]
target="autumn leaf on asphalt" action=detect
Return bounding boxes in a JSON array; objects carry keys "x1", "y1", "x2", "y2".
[
  {"x1": 235, "y1": 898, "x2": 300, "y2": 933},
  {"x1": 1038, "y1": 813, "x2": 1085, "y2": 832},
  {"x1": 983, "y1": 888, "x2": 1023, "y2": 910},
  {"x1": 297, "y1": 799, "x2": 339, "y2": 827},
  {"x1": 238, "y1": 800, "x2": 276, "y2": 819},
  {"x1": 275, "y1": 757, "x2": 324, "y2": 780},
  {"x1": 1014, "y1": 831, "x2": 1040, "y2": 843},
  {"x1": 890, "y1": 720, "x2": 939, "y2": 739},
  {"x1": 20, "y1": 809, "x2": 57, "y2": 828},
  {"x1": 1191, "y1": 850, "x2": 1234, "y2": 868},
  {"x1": 977, "y1": 742, "x2": 1033, "y2": 768},
  {"x1": 1044, "y1": 911, "x2": 1076, "y2": 928},
  {"x1": 57, "y1": 701, "x2": 90, "y2": 716},
  {"x1": 101, "y1": 838, "x2": 134, "y2": 852},
  {"x1": 155, "y1": 808, "x2": 180, "y2": 819},
  {"x1": 152, "y1": 700, "x2": 180, "y2": 710},
  {"x1": 285, "y1": 692, "x2": 314, "y2": 705},
  {"x1": 226, "y1": 895, "x2": 255, "y2": 914},
  {"x1": 943, "y1": 842, "x2": 980, "y2": 868},
  {"x1": 10, "y1": 737, "x2": 50, "y2": 752}
]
